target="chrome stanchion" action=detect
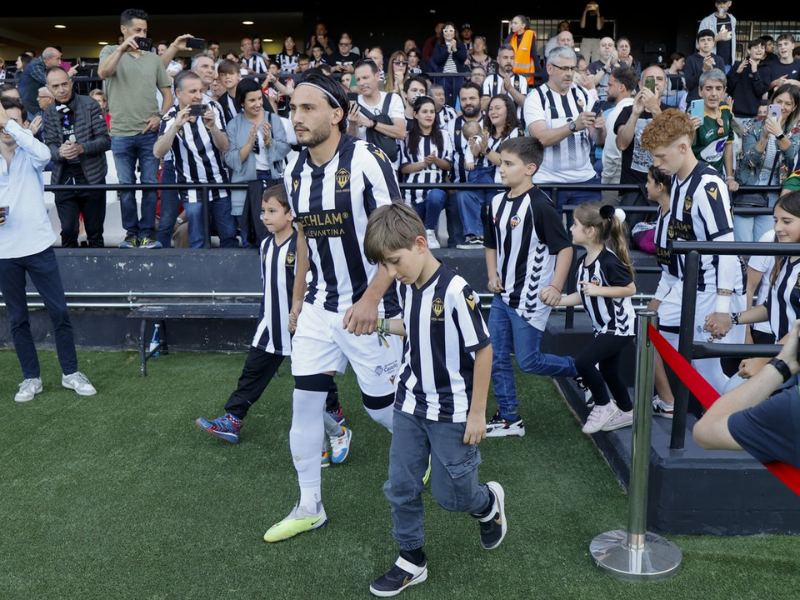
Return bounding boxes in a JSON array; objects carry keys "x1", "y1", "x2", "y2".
[{"x1": 589, "y1": 310, "x2": 682, "y2": 581}]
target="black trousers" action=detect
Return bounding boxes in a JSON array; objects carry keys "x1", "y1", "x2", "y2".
[
  {"x1": 574, "y1": 333, "x2": 634, "y2": 411},
  {"x1": 54, "y1": 174, "x2": 106, "y2": 248},
  {"x1": 224, "y1": 347, "x2": 341, "y2": 419}
]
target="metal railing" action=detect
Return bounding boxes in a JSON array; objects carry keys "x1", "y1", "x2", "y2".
[{"x1": 668, "y1": 240, "x2": 797, "y2": 450}]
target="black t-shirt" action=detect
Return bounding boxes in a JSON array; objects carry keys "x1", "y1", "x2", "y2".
[
  {"x1": 328, "y1": 51, "x2": 361, "y2": 70},
  {"x1": 767, "y1": 59, "x2": 800, "y2": 83},
  {"x1": 614, "y1": 104, "x2": 669, "y2": 185},
  {"x1": 713, "y1": 15, "x2": 733, "y2": 66}
]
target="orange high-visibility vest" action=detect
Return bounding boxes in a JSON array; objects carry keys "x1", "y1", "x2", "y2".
[{"x1": 510, "y1": 29, "x2": 536, "y2": 84}]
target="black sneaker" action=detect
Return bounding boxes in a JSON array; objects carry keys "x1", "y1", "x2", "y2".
[
  {"x1": 476, "y1": 482, "x2": 507, "y2": 550},
  {"x1": 369, "y1": 555, "x2": 428, "y2": 597},
  {"x1": 119, "y1": 235, "x2": 138, "y2": 249},
  {"x1": 456, "y1": 235, "x2": 484, "y2": 249},
  {"x1": 485, "y1": 411, "x2": 525, "y2": 437}
]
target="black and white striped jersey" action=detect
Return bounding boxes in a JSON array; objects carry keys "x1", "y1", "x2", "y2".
[
  {"x1": 482, "y1": 73, "x2": 528, "y2": 120},
  {"x1": 487, "y1": 129, "x2": 522, "y2": 183},
  {"x1": 218, "y1": 93, "x2": 241, "y2": 127},
  {"x1": 251, "y1": 232, "x2": 297, "y2": 355},
  {"x1": 158, "y1": 104, "x2": 229, "y2": 202},
  {"x1": 765, "y1": 256, "x2": 800, "y2": 343},
  {"x1": 276, "y1": 52, "x2": 298, "y2": 74},
  {"x1": 285, "y1": 134, "x2": 401, "y2": 314},
  {"x1": 243, "y1": 55, "x2": 268, "y2": 74},
  {"x1": 437, "y1": 104, "x2": 458, "y2": 134},
  {"x1": 577, "y1": 248, "x2": 636, "y2": 336},
  {"x1": 484, "y1": 187, "x2": 572, "y2": 330},
  {"x1": 395, "y1": 263, "x2": 491, "y2": 423},
  {"x1": 523, "y1": 83, "x2": 596, "y2": 184},
  {"x1": 655, "y1": 206, "x2": 680, "y2": 278},
  {"x1": 399, "y1": 133, "x2": 453, "y2": 204},
  {"x1": 665, "y1": 162, "x2": 743, "y2": 293},
  {"x1": 448, "y1": 115, "x2": 485, "y2": 183}
]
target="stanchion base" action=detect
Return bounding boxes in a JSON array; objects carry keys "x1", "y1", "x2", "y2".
[{"x1": 590, "y1": 529, "x2": 682, "y2": 582}]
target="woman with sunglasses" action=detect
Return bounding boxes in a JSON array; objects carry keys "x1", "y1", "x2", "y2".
[
  {"x1": 431, "y1": 22, "x2": 469, "y2": 106},
  {"x1": 384, "y1": 51, "x2": 409, "y2": 94}
]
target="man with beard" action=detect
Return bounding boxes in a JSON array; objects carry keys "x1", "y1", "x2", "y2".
[
  {"x1": 451, "y1": 82, "x2": 485, "y2": 248},
  {"x1": 263, "y1": 71, "x2": 403, "y2": 543},
  {"x1": 481, "y1": 45, "x2": 527, "y2": 119}
]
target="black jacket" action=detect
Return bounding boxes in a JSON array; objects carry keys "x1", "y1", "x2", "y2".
[
  {"x1": 727, "y1": 61, "x2": 771, "y2": 118},
  {"x1": 44, "y1": 93, "x2": 111, "y2": 184},
  {"x1": 684, "y1": 52, "x2": 726, "y2": 104}
]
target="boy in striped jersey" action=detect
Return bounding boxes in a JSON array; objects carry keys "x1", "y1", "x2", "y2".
[
  {"x1": 195, "y1": 185, "x2": 350, "y2": 457},
  {"x1": 484, "y1": 137, "x2": 578, "y2": 437},
  {"x1": 363, "y1": 202, "x2": 505, "y2": 597}
]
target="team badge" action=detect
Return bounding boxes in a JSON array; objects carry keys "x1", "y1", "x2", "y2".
[
  {"x1": 684, "y1": 195, "x2": 693, "y2": 211},
  {"x1": 667, "y1": 224, "x2": 675, "y2": 239},
  {"x1": 293, "y1": 179, "x2": 299, "y2": 193},
  {"x1": 705, "y1": 183, "x2": 719, "y2": 201},
  {"x1": 509, "y1": 215, "x2": 521, "y2": 228},
  {"x1": 374, "y1": 366, "x2": 384, "y2": 376},
  {"x1": 336, "y1": 168, "x2": 350, "y2": 188},
  {"x1": 590, "y1": 275, "x2": 601, "y2": 286},
  {"x1": 577, "y1": 98, "x2": 585, "y2": 109},
  {"x1": 390, "y1": 375, "x2": 395, "y2": 385},
  {"x1": 465, "y1": 294, "x2": 476, "y2": 310},
  {"x1": 285, "y1": 251, "x2": 296, "y2": 266},
  {"x1": 372, "y1": 148, "x2": 387, "y2": 162},
  {"x1": 432, "y1": 298, "x2": 444, "y2": 317}
]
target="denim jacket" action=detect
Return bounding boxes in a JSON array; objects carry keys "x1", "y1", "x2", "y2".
[{"x1": 735, "y1": 116, "x2": 800, "y2": 186}]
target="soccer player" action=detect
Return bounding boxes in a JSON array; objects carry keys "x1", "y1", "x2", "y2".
[
  {"x1": 363, "y1": 202, "x2": 505, "y2": 596},
  {"x1": 484, "y1": 137, "x2": 577, "y2": 436},
  {"x1": 263, "y1": 72, "x2": 403, "y2": 542},
  {"x1": 194, "y1": 184, "x2": 351, "y2": 464},
  {"x1": 640, "y1": 109, "x2": 744, "y2": 394}
]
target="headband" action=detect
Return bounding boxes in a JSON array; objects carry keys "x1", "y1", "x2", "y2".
[{"x1": 294, "y1": 82, "x2": 342, "y2": 109}]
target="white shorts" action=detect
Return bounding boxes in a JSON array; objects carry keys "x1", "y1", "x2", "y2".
[
  {"x1": 291, "y1": 303, "x2": 402, "y2": 397},
  {"x1": 658, "y1": 286, "x2": 745, "y2": 344}
]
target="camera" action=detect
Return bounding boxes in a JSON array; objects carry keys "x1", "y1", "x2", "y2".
[
  {"x1": 135, "y1": 37, "x2": 153, "y2": 51},
  {"x1": 189, "y1": 104, "x2": 207, "y2": 118}
]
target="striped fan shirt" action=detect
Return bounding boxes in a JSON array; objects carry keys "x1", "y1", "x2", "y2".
[
  {"x1": 665, "y1": 162, "x2": 743, "y2": 293},
  {"x1": 487, "y1": 128, "x2": 522, "y2": 183},
  {"x1": 395, "y1": 263, "x2": 491, "y2": 423},
  {"x1": 218, "y1": 93, "x2": 240, "y2": 127},
  {"x1": 437, "y1": 104, "x2": 458, "y2": 134},
  {"x1": 276, "y1": 52, "x2": 298, "y2": 74},
  {"x1": 243, "y1": 55, "x2": 268, "y2": 74},
  {"x1": 251, "y1": 231, "x2": 297, "y2": 355},
  {"x1": 482, "y1": 73, "x2": 528, "y2": 120},
  {"x1": 576, "y1": 248, "x2": 636, "y2": 336},
  {"x1": 523, "y1": 82, "x2": 596, "y2": 184},
  {"x1": 400, "y1": 132, "x2": 453, "y2": 204},
  {"x1": 285, "y1": 134, "x2": 400, "y2": 314},
  {"x1": 158, "y1": 104, "x2": 229, "y2": 203},
  {"x1": 765, "y1": 256, "x2": 800, "y2": 343},
  {"x1": 484, "y1": 186, "x2": 572, "y2": 331},
  {"x1": 448, "y1": 115, "x2": 485, "y2": 183}
]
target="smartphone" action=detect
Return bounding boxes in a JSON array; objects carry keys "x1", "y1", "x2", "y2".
[
  {"x1": 135, "y1": 37, "x2": 153, "y2": 51},
  {"x1": 645, "y1": 76, "x2": 656, "y2": 93},
  {"x1": 690, "y1": 99, "x2": 705, "y2": 120},
  {"x1": 186, "y1": 38, "x2": 206, "y2": 50},
  {"x1": 768, "y1": 104, "x2": 782, "y2": 122},
  {"x1": 189, "y1": 104, "x2": 207, "y2": 118}
]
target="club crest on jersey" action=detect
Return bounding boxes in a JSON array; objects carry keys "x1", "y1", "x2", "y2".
[
  {"x1": 590, "y1": 275, "x2": 602, "y2": 286},
  {"x1": 509, "y1": 215, "x2": 521, "y2": 228},
  {"x1": 293, "y1": 179, "x2": 299, "y2": 193},
  {"x1": 372, "y1": 148, "x2": 387, "y2": 162},
  {"x1": 374, "y1": 365, "x2": 384, "y2": 376},
  {"x1": 705, "y1": 183, "x2": 719, "y2": 201},
  {"x1": 684, "y1": 195, "x2": 693, "y2": 211},
  {"x1": 465, "y1": 294, "x2": 476, "y2": 310},
  {"x1": 285, "y1": 251, "x2": 296, "y2": 266},
  {"x1": 432, "y1": 297, "x2": 444, "y2": 317},
  {"x1": 336, "y1": 168, "x2": 350, "y2": 189},
  {"x1": 577, "y1": 98, "x2": 585, "y2": 109}
]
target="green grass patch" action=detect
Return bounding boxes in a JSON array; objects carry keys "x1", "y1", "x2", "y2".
[{"x1": 1, "y1": 349, "x2": 798, "y2": 599}]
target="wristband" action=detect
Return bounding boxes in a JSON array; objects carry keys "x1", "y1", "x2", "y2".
[
  {"x1": 547, "y1": 284, "x2": 562, "y2": 294},
  {"x1": 725, "y1": 176, "x2": 735, "y2": 181},
  {"x1": 715, "y1": 293, "x2": 732, "y2": 314},
  {"x1": 376, "y1": 318, "x2": 390, "y2": 348},
  {"x1": 767, "y1": 358, "x2": 792, "y2": 383},
  {"x1": 730, "y1": 312, "x2": 740, "y2": 326}
]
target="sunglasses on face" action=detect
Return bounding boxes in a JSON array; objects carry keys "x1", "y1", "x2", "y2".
[{"x1": 393, "y1": 60, "x2": 408, "y2": 66}]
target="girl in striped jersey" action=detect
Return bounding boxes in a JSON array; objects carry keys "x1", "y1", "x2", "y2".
[
  {"x1": 716, "y1": 191, "x2": 800, "y2": 382},
  {"x1": 400, "y1": 95, "x2": 452, "y2": 249},
  {"x1": 557, "y1": 203, "x2": 637, "y2": 433},
  {"x1": 195, "y1": 185, "x2": 350, "y2": 458}
]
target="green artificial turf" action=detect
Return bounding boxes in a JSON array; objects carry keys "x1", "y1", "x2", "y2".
[{"x1": 1, "y1": 349, "x2": 798, "y2": 600}]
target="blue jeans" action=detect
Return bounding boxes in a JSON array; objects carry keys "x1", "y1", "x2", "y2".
[
  {"x1": 733, "y1": 191, "x2": 777, "y2": 242},
  {"x1": 156, "y1": 160, "x2": 181, "y2": 248},
  {"x1": 183, "y1": 196, "x2": 239, "y2": 249},
  {"x1": 547, "y1": 174, "x2": 602, "y2": 213},
  {"x1": 488, "y1": 296, "x2": 577, "y2": 419},
  {"x1": 384, "y1": 409, "x2": 490, "y2": 551},
  {"x1": 111, "y1": 131, "x2": 160, "y2": 240},
  {"x1": 457, "y1": 166, "x2": 495, "y2": 238},
  {"x1": 0, "y1": 247, "x2": 78, "y2": 378},
  {"x1": 412, "y1": 189, "x2": 446, "y2": 230},
  {"x1": 445, "y1": 192, "x2": 464, "y2": 247}
]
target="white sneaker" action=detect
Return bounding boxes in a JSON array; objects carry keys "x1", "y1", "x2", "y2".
[
  {"x1": 602, "y1": 409, "x2": 633, "y2": 431},
  {"x1": 330, "y1": 426, "x2": 352, "y2": 464},
  {"x1": 425, "y1": 229, "x2": 441, "y2": 249},
  {"x1": 582, "y1": 402, "x2": 619, "y2": 434},
  {"x1": 15, "y1": 377, "x2": 43, "y2": 402},
  {"x1": 62, "y1": 372, "x2": 97, "y2": 396},
  {"x1": 652, "y1": 395, "x2": 675, "y2": 419}
]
